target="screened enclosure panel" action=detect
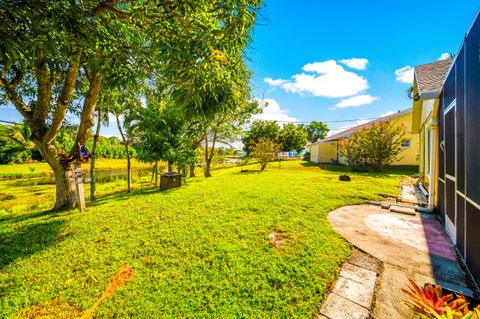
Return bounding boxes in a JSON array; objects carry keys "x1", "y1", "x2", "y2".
[
  {"x1": 444, "y1": 109, "x2": 456, "y2": 178},
  {"x1": 437, "y1": 180, "x2": 446, "y2": 224},
  {"x1": 465, "y1": 15, "x2": 480, "y2": 204},
  {"x1": 466, "y1": 201, "x2": 480, "y2": 284},
  {"x1": 456, "y1": 194, "x2": 466, "y2": 259},
  {"x1": 443, "y1": 65, "x2": 456, "y2": 108},
  {"x1": 456, "y1": 46, "x2": 465, "y2": 193},
  {"x1": 446, "y1": 179, "x2": 456, "y2": 222}
]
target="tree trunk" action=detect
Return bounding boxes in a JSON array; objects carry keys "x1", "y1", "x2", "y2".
[
  {"x1": 167, "y1": 161, "x2": 172, "y2": 173},
  {"x1": 126, "y1": 151, "x2": 131, "y2": 192},
  {"x1": 189, "y1": 163, "x2": 195, "y2": 177},
  {"x1": 116, "y1": 114, "x2": 131, "y2": 192},
  {"x1": 204, "y1": 161, "x2": 212, "y2": 177},
  {"x1": 36, "y1": 141, "x2": 78, "y2": 211},
  {"x1": 204, "y1": 135, "x2": 211, "y2": 177},
  {"x1": 154, "y1": 161, "x2": 159, "y2": 186},
  {"x1": 90, "y1": 107, "x2": 102, "y2": 200},
  {"x1": 204, "y1": 131, "x2": 217, "y2": 178}
]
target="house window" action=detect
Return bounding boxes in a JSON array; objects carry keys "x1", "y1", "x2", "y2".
[
  {"x1": 425, "y1": 130, "x2": 432, "y2": 176},
  {"x1": 401, "y1": 139, "x2": 411, "y2": 148}
]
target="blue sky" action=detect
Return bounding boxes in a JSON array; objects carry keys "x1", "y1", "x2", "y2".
[
  {"x1": 248, "y1": 0, "x2": 479, "y2": 134},
  {"x1": 1, "y1": 1, "x2": 479, "y2": 136}
]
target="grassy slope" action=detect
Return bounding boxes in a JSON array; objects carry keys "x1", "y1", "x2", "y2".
[{"x1": 0, "y1": 161, "x2": 415, "y2": 318}]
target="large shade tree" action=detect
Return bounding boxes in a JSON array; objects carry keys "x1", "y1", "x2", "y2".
[{"x1": 0, "y1": 0, "x2": 262, "y2": 211}]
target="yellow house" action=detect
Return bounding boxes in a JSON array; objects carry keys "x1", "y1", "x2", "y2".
[
  {"x1": 410, "y1": 59, "x2": 453, "y2": 208},
  {"x1": 309, "y1": 108, "x2": 419, "y2": 166}
]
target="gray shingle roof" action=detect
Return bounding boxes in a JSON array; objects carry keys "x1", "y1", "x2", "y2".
[
  {"x1": 414, "y1": 59, "x2": 453, "y2": 98},
  {"x1": 310, "y1": 108, "x2": 412, "y2": 144}
]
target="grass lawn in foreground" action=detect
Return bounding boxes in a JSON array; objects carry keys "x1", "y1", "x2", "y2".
[{"x1": 0, "y1": 161, "x2": 416, "y2": 318}]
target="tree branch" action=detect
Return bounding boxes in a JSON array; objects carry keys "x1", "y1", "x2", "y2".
[
  {"x1": 31, "y1": 51, "x2": 53, "y2": 134},
  {"x1": 71, "y1": 70, "x2": 103, "y2": 156},
  {"x1": 0, "y1": 70, "x2": 32, "y2": 120},
  {"x1": 44, "y1": 53, "x2": 81, "y2": 143},
  {"x1": 10, "y1": 65, "x2": 24, "y2": 86}
]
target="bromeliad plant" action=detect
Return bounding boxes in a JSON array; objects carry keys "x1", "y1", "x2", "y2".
[{"x1": 403, "y1": 279, "x2": 480, "y2": 319}]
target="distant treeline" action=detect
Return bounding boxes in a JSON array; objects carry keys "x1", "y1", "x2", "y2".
[{"x1": 0, "y1": 122, "x2": 134, "y2": 164}]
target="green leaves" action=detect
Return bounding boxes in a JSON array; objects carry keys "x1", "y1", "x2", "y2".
[{"x1": 339, "y1": 121, "x2": 406, "y2": 172}]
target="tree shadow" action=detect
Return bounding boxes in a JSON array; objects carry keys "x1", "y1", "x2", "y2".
[
  {"x1": 233, "y1": 169, "x2": 263, "y2": 175},
  {"x1": 0, "y1": 219, "x2": 64, "y2": 270},
  {"x1": 0, "y1": 209, "x2": 74, "y2": 224},
  {"x1": 300, "y1": 162, "x2": 418, "y2": 177}
]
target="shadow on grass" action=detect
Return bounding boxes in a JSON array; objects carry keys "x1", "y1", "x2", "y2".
[
  {"x1": 0, "y1": 219, "x2": 64, "y2": 270},
  {"x1": 300, "y1": 162, "x2": 418, "y2": 176},
  {"x1": 233, "y1": 169, "x2": 263, "y2": 175},
  {"x1": 86, "y1": 183, "x2": 185, "y2": 208},
  {"x1": 0, "y1": 209, "x2": 74, "y2": 224}
]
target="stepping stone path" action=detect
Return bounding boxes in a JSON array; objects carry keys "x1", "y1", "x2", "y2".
[{"x1": 318, "y1": 250, "x2": 381, "y2": 319}]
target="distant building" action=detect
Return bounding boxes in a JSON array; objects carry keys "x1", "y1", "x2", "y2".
[{"x1": 308, "y1": 108, "x2": 419, "y2": 166}]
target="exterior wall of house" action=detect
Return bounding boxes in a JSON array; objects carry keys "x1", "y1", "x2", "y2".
[
  {"x1": 314, "y1": 111, "x2": 420, "y2": 166},
  {"x1": 309, "y1": 142, "x2": 337, "y2": 163},
  {"x1": 318, "y1": 142, "x2": 337, "y2": 163},
  {"x1": 338, "y1": 112, "x2": 420, "y2": 165},
  {"x1": 309, "y1": 143, "x2": 320, "y2": 163},
  {"x1": 435, "y1": 14, "x2": 480, "y2": 287},
  {"x1": 392, "y1": 112, "x2": 420, "y2": 166},
  {"x1": 416, "y1": 98, "x2": 441, "y2": 193}
]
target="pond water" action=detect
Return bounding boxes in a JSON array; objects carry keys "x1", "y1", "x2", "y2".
[{"x1": 8, "y1": 167, "x2": 154, "y2": 186}]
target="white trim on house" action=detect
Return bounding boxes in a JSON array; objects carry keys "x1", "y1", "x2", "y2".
[
  {"x1": 446, "y1": 174, "x2": 456, "y2": 182},
  {"x1": 466, "y1": 197, "x2": 480, "y2": 211},
  {"x1": 457, "y1": 190, "x2": 466, "y2": 198},
  {"x1": 444, "y1": 100, "x2": 456, "y2": 114}
]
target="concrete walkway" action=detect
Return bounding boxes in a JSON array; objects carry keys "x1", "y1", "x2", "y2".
[
  {"x1": 318, "y1": 250, "x2": 381, "y2": 319},
  {"x1": 328, "y1": 204, "x2": 475, "y2": 319}
]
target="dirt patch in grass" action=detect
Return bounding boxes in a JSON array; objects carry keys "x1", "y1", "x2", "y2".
[{"x1": 268, "y1": 230, "x2": 288, "y2": 248}]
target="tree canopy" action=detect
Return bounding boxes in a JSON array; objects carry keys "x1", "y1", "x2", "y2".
[
  {"x1": 300, "y1": 121, "x2": 329, "y2": 143},
  {"x1": 279, "y1": 123, "x2": 308, "y2": 153},
  {"x1": 0, "y1": 0, "x2": 263, "y2": 210}
]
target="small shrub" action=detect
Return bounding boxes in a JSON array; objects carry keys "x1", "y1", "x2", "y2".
[
  {"x1": 251, "y1": 138, "x2": 280, "y2": 171},
  {"x1": 339, "y1": 121, "x2": 406, "y2": 172}
]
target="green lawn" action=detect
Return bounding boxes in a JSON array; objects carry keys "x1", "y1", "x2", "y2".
[{"x1": 0, "y1": 161, "x2": 415, "y2": 318}]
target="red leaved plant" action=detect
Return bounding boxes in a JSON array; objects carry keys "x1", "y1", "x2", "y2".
[
  {"x1": 403, "y1": 279, "x2": 470, "y2": 318},
  {"x1": 80, "y1": 264, "x2": 135, "y2": 319}
]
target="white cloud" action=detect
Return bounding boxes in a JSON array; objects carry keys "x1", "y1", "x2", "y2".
[
  {"x1": 395, "y1": 66, "x2": 414, "y2": 84},
  {"x1": 334, "y1": 94, "x2": 379, "y2": 108},
  {"x1": 302, "y1": 60, "x2": 345, "y2": 74},
  {"x1": 252, "y1": 98, "x2": 298, "y2": 123},
  {"x1": 264, "y1": 59, "x2": 369, "y2": 98},
  {"x1": 264, "y1": 77, "x2": 289, "y2": 86},
  {"x1": 438, "y1": 53, "x2": 451, "y2": 61},
  {"x1": 339, "y1": 58, "x2": 369, "y2": 70}
]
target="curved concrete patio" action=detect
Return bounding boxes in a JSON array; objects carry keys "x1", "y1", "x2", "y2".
[{"x1": 328, "y1": 204, "x2": 475, "y2": 319}]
